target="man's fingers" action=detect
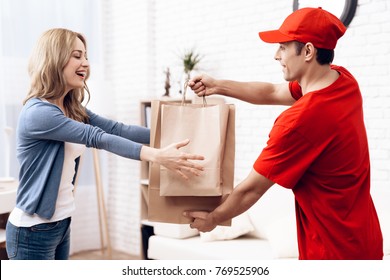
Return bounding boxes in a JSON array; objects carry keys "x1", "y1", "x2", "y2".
[
  {"x1": 183, "y1": 210, "x2": 209, "y2": 220},
  {"x1": 189, "y1": 76, "x2": 202, "y2": 86}
]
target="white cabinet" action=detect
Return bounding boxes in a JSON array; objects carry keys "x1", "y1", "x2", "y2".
[
  {"x1": 0, "y1": 180, "x2": 17, "y2": 215},
  {"x1": 0, "y1": 180, "x2": 17, "y2": 252}
]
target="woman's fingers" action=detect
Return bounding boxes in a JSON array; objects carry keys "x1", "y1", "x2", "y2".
[
  {"x1": 164, "y1": 139, "x2": 205, "y2": 179},
  {"x1": 175, "y1": 139, "x2": 205, "y2": 160}
]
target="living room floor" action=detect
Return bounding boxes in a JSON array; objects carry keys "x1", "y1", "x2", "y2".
[{"x1": 69, "y1": 249, "x2": 140, "y2": 260}]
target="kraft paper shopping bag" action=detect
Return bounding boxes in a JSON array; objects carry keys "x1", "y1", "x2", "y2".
[{"x1": 159, "y1": 103, "x2": 230, "y2": 196}]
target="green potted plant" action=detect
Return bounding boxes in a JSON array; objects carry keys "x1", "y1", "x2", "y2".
[
  {"x1": 179, "y1": 48, "x2": 203, "y2": 96},
  {"x1": 181, "y1": 48, "x2": 202, "y2": 83}
]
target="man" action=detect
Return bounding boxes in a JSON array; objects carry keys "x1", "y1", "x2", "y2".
[{"x1": 184, "y1": 7, "x2": 383, "y2": 260}]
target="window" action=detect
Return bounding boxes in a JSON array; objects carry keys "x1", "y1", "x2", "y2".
[{"x1": 0, "y1": 0, "x2": 103, "y2": 179}]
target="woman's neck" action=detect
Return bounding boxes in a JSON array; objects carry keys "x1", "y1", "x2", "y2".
[{"x1": 47, "y1": 96, "x2": 67, "y2": 116}]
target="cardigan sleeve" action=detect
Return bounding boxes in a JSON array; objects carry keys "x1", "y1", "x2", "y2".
[
  {"x1": 86, "y1": 108, "x2": 150, "y2": 145},
  {"x1": 21, "y1": 100, "x2": 143, "y2": 160}
]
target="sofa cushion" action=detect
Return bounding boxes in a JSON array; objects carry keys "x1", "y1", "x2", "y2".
[
  {"x1": 371, "y1": 188, "x2": 390, "y2": 257},
  {"x1": 381, "y1": 217, "x2": 390, "y2": 257},
  {"x1": 153, "y1": 222, "x2": 199, "y2": 239},
  {"x1": 263, "y1": 212, "x2": 299, "y2": 258},
  {"x1": 200, "y1": 212, "x2": 254, "y2": 242},
  {"x1": 247, "y1": 185, "x2": 295, "y2": 239},
  {"x1": 148, "y1": 235, "x2": 275, "y2": 260}
]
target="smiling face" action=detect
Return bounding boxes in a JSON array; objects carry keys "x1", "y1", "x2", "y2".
[
  {"x1": 274, "y1": 41, "x2": 306, "y2": 82},
  {"x1": 63, "y1": 37, "x2": 89, "y2": 93}
]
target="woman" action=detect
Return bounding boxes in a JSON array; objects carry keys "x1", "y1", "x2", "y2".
[{"x1": 5, "y1": 28, "x2": 204, "y2": 260}]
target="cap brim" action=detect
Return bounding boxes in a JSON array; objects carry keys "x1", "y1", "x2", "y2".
[{"x1": 258, "y1": 30, "x2": 294, "y2": 43}]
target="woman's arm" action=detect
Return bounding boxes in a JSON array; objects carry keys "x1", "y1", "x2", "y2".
[
  {"x1": 23, "y1": 99, "x2": 204, "y2": 174},
  {"x1": 87, "y1": 108, "x2": 150, "y2": 144}
]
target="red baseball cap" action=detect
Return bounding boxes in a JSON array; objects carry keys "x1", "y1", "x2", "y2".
[{"x1": 259, "y1": 7, "x2": 346, "y2": 50}]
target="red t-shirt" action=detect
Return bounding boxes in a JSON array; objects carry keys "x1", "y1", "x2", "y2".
[{"x1": 253, "y1": 65, "x2": 383, "y2": 259}]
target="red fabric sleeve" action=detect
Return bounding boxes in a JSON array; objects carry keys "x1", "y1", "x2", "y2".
[
  {"x1": 253, "y1": 125, "x2": 320, "y2": 189},
  {"x1": 289, "y1": 81, "x2": 303, "y2": 100}
]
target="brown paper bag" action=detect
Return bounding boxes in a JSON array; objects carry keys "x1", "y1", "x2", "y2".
[
  {"x1": 148, "y1": 99, "x2": 235, "y2": 224},
  {"x1": 160, "y1": 103, "x2": 230, "y2": 196}
]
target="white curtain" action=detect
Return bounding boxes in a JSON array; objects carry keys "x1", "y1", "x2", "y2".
[{"x1": 0, "y1": 0, "x2": 103, "y2": 180}]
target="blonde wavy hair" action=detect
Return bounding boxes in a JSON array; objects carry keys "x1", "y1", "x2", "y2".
[{"x1": 25, "y1": 28, "x2": 90, "y2": 123}]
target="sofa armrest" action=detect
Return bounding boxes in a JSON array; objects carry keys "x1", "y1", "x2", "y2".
[{"x1": 148, "y1": 235, "x2": 276, "y2": 260}]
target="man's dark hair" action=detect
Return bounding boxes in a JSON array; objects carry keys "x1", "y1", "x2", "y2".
[{"x1": 294, "y1": 41, "x2": 334, "y2": 65}]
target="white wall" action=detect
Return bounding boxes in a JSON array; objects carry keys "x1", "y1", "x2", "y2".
[
  {"x1": 100, "y1": 0, "x2": 155, "y2": 256},
  {"x1": 102, "y1": 0, "x2": 390, "y2": 256}
]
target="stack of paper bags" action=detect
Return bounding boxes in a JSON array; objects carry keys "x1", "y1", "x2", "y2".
[{"x1": 148, "y1": 99, "x2": 235, "y2": 225}]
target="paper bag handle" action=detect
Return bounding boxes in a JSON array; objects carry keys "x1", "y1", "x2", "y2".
[{"x1": 182, "y1": 78, "x2": 207, "y2": 106}]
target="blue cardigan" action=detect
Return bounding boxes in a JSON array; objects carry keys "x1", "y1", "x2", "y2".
[{"x1": 16, "y1": 98, "x2": 150, "y2": 219}]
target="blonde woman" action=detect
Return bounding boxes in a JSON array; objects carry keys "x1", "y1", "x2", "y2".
[{"x1": 5, "y1": 28, "x2": 204, "y2": 260}]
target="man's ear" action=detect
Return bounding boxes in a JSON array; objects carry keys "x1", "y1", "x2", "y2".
[{"x1": 304, "y1": 42, "x2": 316, "y2": 61}]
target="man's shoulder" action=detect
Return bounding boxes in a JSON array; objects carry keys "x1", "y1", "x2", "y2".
[
  {"x1": 331, "y1": 64, "x2": 359, "y2": 88},
  {"x1": 331, "y1": 64, "x2": 354, "y2": 78}
]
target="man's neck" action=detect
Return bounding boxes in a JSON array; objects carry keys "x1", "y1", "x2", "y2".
[{"x1": 299, "y1": 64, "x2": 339, "y2": 95}]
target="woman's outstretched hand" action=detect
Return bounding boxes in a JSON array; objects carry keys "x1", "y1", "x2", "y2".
[{"x1": 141, "y1": 139, "x2": 204, "y2": 179}]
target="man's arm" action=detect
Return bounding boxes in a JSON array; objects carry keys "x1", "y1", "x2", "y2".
[
  {"x1": 189, "y1": 74, "x2": 295, "y2": 106},
  {"x1": 184, "y1": 169, "x2": 274, "y2": 232}
]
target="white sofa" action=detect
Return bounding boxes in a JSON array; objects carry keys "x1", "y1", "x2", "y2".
[{"x1": 148, "y1": 186, "x2": 390, "y2": 260}]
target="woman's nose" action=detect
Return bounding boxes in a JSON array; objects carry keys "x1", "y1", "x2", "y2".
[
  {"x1": 82, "y1": 59, "x2": 89, "y2": 67},
  {"x1": 80, "y1": 56, "x2": 89, "y2": 67}
]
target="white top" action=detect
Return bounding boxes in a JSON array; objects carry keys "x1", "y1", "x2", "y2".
[{"x1": 9, "y1": 142, "x2": 85, "y2": 227}]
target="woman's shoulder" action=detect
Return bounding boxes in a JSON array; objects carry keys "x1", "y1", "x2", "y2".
[
  {"x1": 25, "y1": 97, "x2": 51, "y2": 107},
  {"x1": 23, "y1": 98, "x2": 61, "y2": 115},
  {"x1": 20, "y1": 98, "x2": 65, "y2": 131}
]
